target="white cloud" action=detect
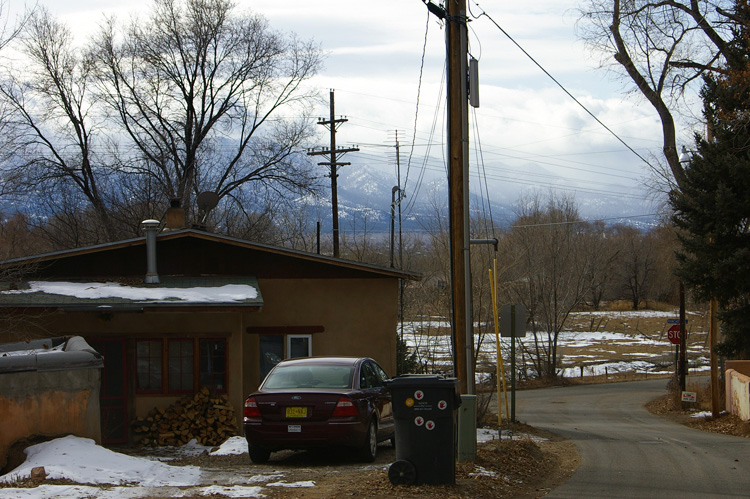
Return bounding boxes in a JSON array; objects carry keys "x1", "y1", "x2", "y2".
[{"x1": 11, "y1": 0, "x2": 700, "y2": 214}]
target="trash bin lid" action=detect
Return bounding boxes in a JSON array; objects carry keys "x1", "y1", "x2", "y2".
[{"x1": 386, "y1": 374, "x2": 457, "y2": 386}]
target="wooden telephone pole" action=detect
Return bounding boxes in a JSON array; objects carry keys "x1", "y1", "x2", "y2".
[
  {"x1": 424, "y1": 0, "x2": 477, "y2": 463},
  {"x1": 447, "y1": 0, "x2": 473, "y2": 395},
  {"x1": 423, "y1": 0, "x2": 473, "y2": 394},
  {"x1": 308, "y1": 90, "x2": 359, "y2": 258}
]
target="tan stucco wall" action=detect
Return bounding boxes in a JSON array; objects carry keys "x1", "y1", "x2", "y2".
[
  {"x1": 0, "y1": 368, "x2": 101, "y2": 470},
  {"x1": 242, "y1": 277, "x2": 399, "y2": 396},
  {"x1": 726, "y1": 369, "x2": 750, "y2": 421}
]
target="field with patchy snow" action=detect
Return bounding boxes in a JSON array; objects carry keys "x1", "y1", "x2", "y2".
[{"x1": 400, "y1": 309, "x2": 710, "y2": 381}]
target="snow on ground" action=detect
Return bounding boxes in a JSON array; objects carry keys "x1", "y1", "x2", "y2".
[
  {"x1": 400, "y1": 309, "x2": 710, "y2": 380},
  {"x1": 476, "y1": 427, "x2": 547, "y2": 444},
  {"x1": 0, "y1": 435, "x2": 285, "y2": 499},
  {"x1": 560, "y1": 360, "x2": 654, "y2": 378},
  {"x1": 572, "y1": 310, "x2": 701, "y2": 319},
  {"x1": 1, "y1": 431, "x2": 523, "y2": 499},
  {"x1": 401, "y1": 328, "x2": 707, "y2": 379},
  {"x1": 0, "y1": 435, "x2": 201, "y2": 487},
  {"x1": 210, "y1": 436, "x2": 247, "y2": 456}
]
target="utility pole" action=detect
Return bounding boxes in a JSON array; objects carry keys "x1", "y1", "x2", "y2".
[
  {"x1": 710, "y1": 296, "x2": 720, "y2": 416},
  {"x1": 422, "y1": 0, "x2": 473, "y2": 391},
  {"x1": 679, "y1": 282, "x2": 687, "y2": 393},
  {"x1": 395, "y1": 131, "x2": 404, "y2": 271},
  {"x1": 391, "y1": 131, "x2": 406, "y2": 365},
  {"x1": 308, "y1": 90, "x2": 359, "y2": 258},
  {"x1": 425, "y1": 0, "x2": 475, "y2": 463},
  {"x1": 447, "y1": 0, "x2": 473, "y2": 395},
  {"x1": 389, "y1": 131, "x2": 405, "y2": 269}
]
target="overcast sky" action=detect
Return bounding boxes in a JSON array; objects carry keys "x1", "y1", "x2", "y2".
[{"x1": 8, "y1": 0, "x2": 700, "y2": 222}]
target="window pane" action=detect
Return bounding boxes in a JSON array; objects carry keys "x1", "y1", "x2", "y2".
[
  {"x1": 363, "y1": 363, "x2": 382, "y2": 387},
  {"x1": 168, "y1": 339, "x2": 193, "y2": 392},
  {"x1": 136, "y1": 340, "x2": 162, "y2": 391},
  {"x1": 288, "y1": 336, "x2": 310, "y2": 358},
  {"x1": 199, "y1": 340, "x2": 226, "y2": 392},
  {"x1": 259, "y1": 336, "x2": 284, "y2": 381},
  {"x1": 264, "y1": 365, "x2": 354, "y2": 389},
  {"x1": 374, "y1": 363, "x2": 390, "y2": 382}
]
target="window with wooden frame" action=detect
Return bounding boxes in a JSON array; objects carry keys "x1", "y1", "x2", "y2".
[{"x1": 135, "y1": 338, "x2": 227, "y2": 395}]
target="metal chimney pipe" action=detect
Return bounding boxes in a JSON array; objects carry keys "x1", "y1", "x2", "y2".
[{"x1": 141, "y1": 219, "x2": 161, "y2": 284}]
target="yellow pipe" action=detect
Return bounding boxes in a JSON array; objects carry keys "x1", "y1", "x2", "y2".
[{"x1": 489, "y1": 259, "x2": 510, "y2": 426}]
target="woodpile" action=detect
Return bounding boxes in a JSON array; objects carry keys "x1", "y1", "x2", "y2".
[{"x1": 133, "y1": 387, "x2": 238, "y2": 447}]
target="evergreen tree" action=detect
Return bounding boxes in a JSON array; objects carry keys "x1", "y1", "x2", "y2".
[
  {"x1": 669, "y1": 1, "x2": 750, "y2": 358},
  {"x1": 396, "y1": 334, "x2": 420, "y2": 375}
]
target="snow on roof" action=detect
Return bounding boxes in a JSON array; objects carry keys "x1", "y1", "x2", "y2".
[{"x1": 5, "y1": 281, "x2": 258, "y2": 303}]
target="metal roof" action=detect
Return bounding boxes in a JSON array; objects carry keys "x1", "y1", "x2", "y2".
[{"x1": 0, "y1": 229, "x2": 421, "y2": 281}]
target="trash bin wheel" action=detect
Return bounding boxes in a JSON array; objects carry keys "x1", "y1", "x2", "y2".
[{"x1": 388, "y1": 460, "x2": 417, "y2": 485}]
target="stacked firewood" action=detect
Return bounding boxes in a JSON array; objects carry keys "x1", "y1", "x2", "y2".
[{"x1": 133, "y1": 387, "x2": 238, "y2": 447}]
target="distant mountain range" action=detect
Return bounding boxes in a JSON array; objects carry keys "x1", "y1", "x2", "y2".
[
  {"x1": 0, "y1": 156, "x2": 661, "y2": 235},
  {"x1": 301, "y1": 162, "x2": 663, "y2": 235}
]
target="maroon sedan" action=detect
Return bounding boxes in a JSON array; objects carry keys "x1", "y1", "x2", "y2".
[{"x1": 243, "y1": 356, "x2": 394, "y2": 463}]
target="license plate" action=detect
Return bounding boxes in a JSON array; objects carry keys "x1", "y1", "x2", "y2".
[
  {"x1": 285, "y1": 406, "x2": 307, "y2": 418},
  {"x1": 288, "y1": 425, "x2": 302, "y2": 433}
]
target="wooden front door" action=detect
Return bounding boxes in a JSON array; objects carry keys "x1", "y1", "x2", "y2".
[{"x1": 88, "y1": 338, "x2": 129, "y2": 444}]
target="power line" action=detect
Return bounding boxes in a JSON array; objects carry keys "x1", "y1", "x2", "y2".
[
  {"x1": 403, "y1": 10, "x2": 432, "y2": 206},
  {"x1": 469, "y1": 2, "x2": 659, "y2": 172}
]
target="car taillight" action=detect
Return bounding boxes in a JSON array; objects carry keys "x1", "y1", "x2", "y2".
[
  {"x1": 244, "y1": 397, "x2": 261, "y2": 418},
  {"x1": 332, "y1": 396, "x2": 358, "y2": 417}
]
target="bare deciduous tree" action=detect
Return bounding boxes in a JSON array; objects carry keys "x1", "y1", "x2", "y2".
[
  {"x1": 579, "y1": 0, "x2": 736, "y2": 188},
  {"x1": 581, "y1": 221, "x2": 620, "y2": 310},
  {"x1": 91, "y1": 0, "x2": 323, "y2": 221},
  {"x1": 613, "y1": 225, "x2": 657, "y2": 310},
  {"x1": 0, "y1": 7, "x2": 121, "y2": 243},
  {"x1": 502, "y1": 193, "x2": 592, "y2": 378}
]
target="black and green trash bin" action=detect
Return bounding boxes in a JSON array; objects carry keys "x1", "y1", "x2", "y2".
[{"x1": 385, "y1": 374, "x2": 461, "y2": 485}]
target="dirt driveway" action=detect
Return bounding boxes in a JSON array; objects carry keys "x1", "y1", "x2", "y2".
[{"x1": 157, "y1": 424, "x2": 579, "y2": 499}]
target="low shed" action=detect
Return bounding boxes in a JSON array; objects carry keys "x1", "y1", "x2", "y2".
[{"x1": 0, "y1": 336, "x2": 103, "y2": 470}]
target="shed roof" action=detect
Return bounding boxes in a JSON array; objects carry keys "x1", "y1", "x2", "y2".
[
  {"x1": 0, "y1": 336, "x2": 104, "y2": 373},
  {"x1": 0, "y1": 229, "x2": 420, "y2": 281}
]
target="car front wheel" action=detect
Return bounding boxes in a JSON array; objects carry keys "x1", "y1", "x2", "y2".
[
  {"x1": 248, "y1": 445, "x2": 270, "y2": 464},
  {"x1": 360, "y1": 418, "x2": 378, "y2": 462}
]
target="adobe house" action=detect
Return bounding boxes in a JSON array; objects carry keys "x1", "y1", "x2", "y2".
[{"x1": 0, "y1": 226, "x2": 418, "y2": 445}]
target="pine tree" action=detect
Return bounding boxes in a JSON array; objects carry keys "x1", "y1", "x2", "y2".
[{"x1": 670, "y1": 1, "x2": 750, "y2": 358}]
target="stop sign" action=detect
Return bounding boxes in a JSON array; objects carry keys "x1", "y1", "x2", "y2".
[{"x1": 667, "y1": 324, "x2": 681, "y2": 345}]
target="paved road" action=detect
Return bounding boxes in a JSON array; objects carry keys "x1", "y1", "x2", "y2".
[{"x1": 516, "y1": 378, "x2": 750, "y2": 498}]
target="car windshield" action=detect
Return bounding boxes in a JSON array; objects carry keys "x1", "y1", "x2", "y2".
[{"x1": 263, "y1": 364, "x2": 354, "y2": 389}]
